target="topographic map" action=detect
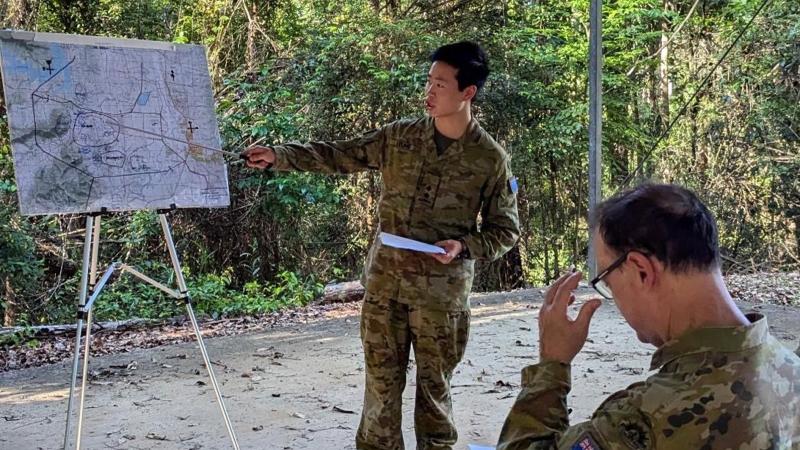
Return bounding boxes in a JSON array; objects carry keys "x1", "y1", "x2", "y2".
[{"x1": 0, "y1": 31, "x2": 229, "y2": 215}]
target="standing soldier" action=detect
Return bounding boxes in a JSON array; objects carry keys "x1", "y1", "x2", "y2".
[
  {"x1": 243, "y1": 41, "x2": 520, "y2": 449},
  {"x1": 497, "y1": 183, "x2": 800, "y2": 450}
]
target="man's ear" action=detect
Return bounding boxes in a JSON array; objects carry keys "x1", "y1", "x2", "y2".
[
  {"x1": 463, "y1": 85, "x2": 477, "y2": 102},
  {"x1": 627, "y1": 251, "x2": 660, "y2": 289}
]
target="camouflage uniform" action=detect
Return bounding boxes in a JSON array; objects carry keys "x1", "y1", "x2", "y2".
[
  {"x1": 497, "y1": 313, "x2": 800, "y2": 450},
  {"x1": 270, "y1": 117, "x2": 520, "y2": 449}
]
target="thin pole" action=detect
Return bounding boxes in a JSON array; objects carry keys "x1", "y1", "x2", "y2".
[
  {"x1": 64, "y1": 216, "x2": 94, "y2": 449},
  {"x1": 588, "y1": 0, "x2": 603, "y2": 277},
  {"x1": 75, "y1": 216, "x2": 101, "y2": 449}
]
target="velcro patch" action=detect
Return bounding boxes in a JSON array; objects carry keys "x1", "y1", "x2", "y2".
[
  {"x1": 571, "y1": 432, "x2": 602, "y2": 450},
  {"x1": 508, "y1": 177, "x2": 518, "y2": 194}
]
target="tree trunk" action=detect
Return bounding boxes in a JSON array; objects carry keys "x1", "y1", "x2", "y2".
[
  {"x1": 547, "y1": 155, "x2": 560, "y2": 277},
  {"x1": 689, "y1": 38, "x2": 698, "y2": 164},
  {"x1": 649, "y1": 58, "x2": 660, "y2": 136},
  {"x1": 367, "y1": 174, "x2": 377, "y2": 230},
  {"x1": 516, "y1": 174, "x2": 533, "y2": 282},
  {"x1": 795, "y1": 216, "x2": 800, "y2": 259},
  {"x1": 5, "y1": 0, "x2": 32, "y2": 28},
  {"x1": 497, "y1": 245, "x2": 525, "y2": 290},
  {"x1": 541, "y1": 200, "x2": 550, "y2": 282},
  {"x1": 3, "y1": 276, "x2": 16, "y2": 327},
  {"x1": 246, "y1": 1, "x2": 259, "y2": 74},
  {"x1": 659, "y1": 0, "x2": 674, "y2": 128}
]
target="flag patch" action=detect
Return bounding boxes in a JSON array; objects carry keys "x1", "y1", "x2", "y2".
[
  {"x1": 508, "y1": 177, "x2": 518, "y2": 194},
  {"x1": 571, "y1": 432, "x2": 602, "y2": 450}
]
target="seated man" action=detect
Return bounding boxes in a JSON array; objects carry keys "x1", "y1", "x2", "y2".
[{"x1": 497, "y1": 183, "x2": 800, "y2": 449}]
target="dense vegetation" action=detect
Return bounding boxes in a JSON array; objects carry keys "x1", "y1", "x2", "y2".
[{"x1": 1, "y1": 0, "x2": 798, "y2": 326}]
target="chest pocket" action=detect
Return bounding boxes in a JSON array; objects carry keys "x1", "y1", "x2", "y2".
[
  {"x1": 434, "y1": 161, "x2": 486, "y2": 216},
  {"x1": 385, "y1": 135, "x2": 423, "y2": 194},
  {"x1": 414, "y1": 171, "x2": 442, "y2": 210}
]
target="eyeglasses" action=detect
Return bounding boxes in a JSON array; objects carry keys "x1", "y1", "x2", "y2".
[{"x1": 590, "y1": 250, "x2": 647, "y2": 299}]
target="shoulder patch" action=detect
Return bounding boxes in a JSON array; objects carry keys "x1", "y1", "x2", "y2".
[
  {"x1": 572, "y1": 432, "x2": 603, "y2": 450},
  {"x1": 620, "y1": 420, "x2": 650, "y2": 449},
  {"x1": 508, "y1": 177, "x2": 518, "y2": 194}
]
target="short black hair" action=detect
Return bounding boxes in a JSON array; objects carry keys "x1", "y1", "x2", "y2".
[
  {"x1": 430, "y1": 41, "x2": 490, "y2": 94},
  {"x1": 592, "y1": 183, "x2": 720, "y2": 272}
]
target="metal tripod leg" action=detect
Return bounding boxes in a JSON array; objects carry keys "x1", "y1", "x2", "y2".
[
  {"x1": 64, "y1": 216, "x2": 95, "y2": 449},
  {"x1": 75, "y1": 216, "x2": 102, "y2": 449},
  {"x1": 158, "y1": 213, "x2": 240, "y2": 450}
]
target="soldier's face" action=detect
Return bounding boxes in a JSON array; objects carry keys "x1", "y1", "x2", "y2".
[
  {"x1": 594, "y1": 232, "x2": 663, "y2": 346},
  {"x1": 425, "y1": 61, "x2": 476, "y2": 118}
]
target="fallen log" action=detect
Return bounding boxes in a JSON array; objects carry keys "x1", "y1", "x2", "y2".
[
  {"x1": 0, "y1": 318, "x2": 166, "y2": 338},
  {"x1": 317, "y1": 281, "x2": 364, "y2": 305},
  {"x1": 1, "y1": 281, "x2": 366, "y2": 338}
]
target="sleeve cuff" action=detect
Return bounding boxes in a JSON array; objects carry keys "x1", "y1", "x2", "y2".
[
  {"x1": 270, "y1": 145, "x2": 289, "y2": 170},
  {"x1": 456, "y1": 237, "x2": 471, "y2": 259},
  {"x1": 462, "y1": 234, "x2": 480, "y2": 260},
  {"x1": 521, "y1": 360, "x2": 571, "y2": 389}
]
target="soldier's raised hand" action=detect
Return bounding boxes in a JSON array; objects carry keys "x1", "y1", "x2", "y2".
[
  {"x1": 242, "y1": 145, "x2": 275, "y2": 169},
  {"x1": 538, "y1": 271, "x2": 602, "y2": 364}
]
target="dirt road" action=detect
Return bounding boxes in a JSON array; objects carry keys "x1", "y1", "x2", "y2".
[{"x1": 1, "y1": 288, "x2": 798, "y2": 450}]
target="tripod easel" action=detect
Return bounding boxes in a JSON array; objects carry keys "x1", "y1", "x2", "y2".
[{"x1": 62, "y1": 207, "x2": 240, "y2": 450}]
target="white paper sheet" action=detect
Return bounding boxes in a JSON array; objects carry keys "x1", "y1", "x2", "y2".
[{"x1": 379, "y1": 232, "x2": 445, "y2": 254}]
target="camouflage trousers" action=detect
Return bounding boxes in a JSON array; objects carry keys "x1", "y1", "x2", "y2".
[{"x1": 356, "y1": 296, "x2": 470, "y2": 450}]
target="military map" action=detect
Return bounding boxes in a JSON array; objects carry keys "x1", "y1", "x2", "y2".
[{"x1": 0, "y1": 31, "x2": 229, "y2": 215}]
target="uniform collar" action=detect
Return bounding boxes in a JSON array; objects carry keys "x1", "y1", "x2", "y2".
[
  {"x1": 649, "y1": 313, "x2": 769, "y2": 370},
  {"x1": 424, "y1": 116, "x2": 483, "y2": 159}
]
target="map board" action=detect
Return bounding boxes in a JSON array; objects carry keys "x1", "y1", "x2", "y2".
[{"x1": 0, "y1": 31, "x2": 230, "y2": 215}]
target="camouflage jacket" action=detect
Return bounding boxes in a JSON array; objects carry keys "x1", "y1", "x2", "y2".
[
  {"x1": 497, "y1": 314, "x2": 800, "y2": 449},
  {"x1": 271, "y1": 117, "x2": 520, "y2": 310}
]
